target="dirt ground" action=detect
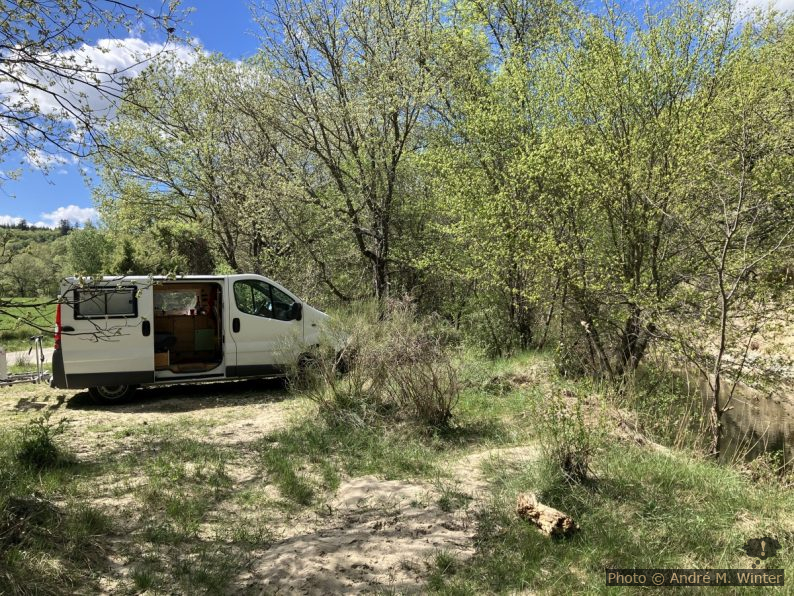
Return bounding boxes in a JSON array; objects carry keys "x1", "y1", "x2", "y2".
[{"x1": 0, "y1": 380, "x2": 539, "y2": 594}]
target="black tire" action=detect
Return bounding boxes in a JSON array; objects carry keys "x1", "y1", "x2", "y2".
[
  {"x1": 335, "y1": 350, "x2": 350, "y2": 375},
  {"x1": 286, "y1": 353, "x2": 316, "y2": 389},
  {"x1": 88, "y1": 384, "x2": 137, "y2": 404}
]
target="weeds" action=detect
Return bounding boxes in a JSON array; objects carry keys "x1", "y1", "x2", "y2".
[
  {"x1": 293, "y1": 299, "x2": 460, "y2": 428},
  {"x1": 261, "y1": 448, "x2": 315, "y2": 505},
  {"x1": 14, "y1": 412, "x2": 70, "y2": 469},
  {"x1": 532, "y1": 388, "x2": 603, "y2": 483},
  {"x1": 435, "y1": 481, "x2": 472, "y2": 513},
  {"x1": 257, "y1": 417, "x2": 440, "y2": 505},
  {"x1": 427, "y1": 550, "x2": 459, "y2": 591},
  {"x1": 0, "y1": 419, "x2": 107, "y2": 596},
  {"x1": 429, "y1": 444, "x2": 794, "y2": 594},
  {"x1": 740, "y1": 450, "x2": 794, "y2": 488},
  {"x1": 0, "y1": 343, "x2": 790, "y2": 595}
]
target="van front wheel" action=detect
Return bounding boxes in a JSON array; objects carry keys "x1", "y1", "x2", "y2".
[{"x1": 88, "y1": 385, "x2": 136, "y2": 404}]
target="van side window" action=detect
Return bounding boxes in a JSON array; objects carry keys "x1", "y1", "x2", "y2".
[
  {"x1": 270, "y1": 286, "x2": 296, "y2": 321},
  {"x1": 74, "y1": 287, "x2": 137, "y2": 319},
  {"x1": 233, "y1": 280, "x2": 296, "y2": 321},
  {"x1": 234, "y1": 280, "x2": 272, "y2": 317}
]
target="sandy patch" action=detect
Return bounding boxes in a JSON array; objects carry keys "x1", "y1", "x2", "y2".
[
  {"x1": 205, "y1": 401, "x2": 300, "y2": 446},
  {"x1": 449, "y1": 445, "x2": 540, "y2": 496},
  {"x1": 240, "y1": 445, "x2": 542, "y2": 594},
  {"x1": 242, "y1": 476, "x2": 474, "y2": 594}
]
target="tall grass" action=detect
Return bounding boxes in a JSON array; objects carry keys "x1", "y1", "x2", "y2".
[
  {"x1": 0, "y1": 414, "x2": 106, "y2": 595},
  {"x1": 293, "y1": 299, "x2": 461, "y2": 428}
]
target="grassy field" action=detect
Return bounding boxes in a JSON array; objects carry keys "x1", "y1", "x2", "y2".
[
  {"x1": 0, "y1": 298, "x2": 56, "y2": 353},
  {"x1": 0, "y1": 352, "x2": 791, "y2": 594}
]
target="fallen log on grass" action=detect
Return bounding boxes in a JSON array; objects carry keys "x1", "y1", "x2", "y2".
[{"x1": 516, "y1": 492, "x2": 579, "y2": 537}]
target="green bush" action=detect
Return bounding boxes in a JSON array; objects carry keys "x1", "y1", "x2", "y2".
[
  {"x1": 532, "y1": 387, "x2": 604, "y2": 483},
  {"x1": 15, "y1": 412, "x2": 70, "y2": 469},
  {"x1": 292, "y1": 299, "x2": 460, "y2": 428}
]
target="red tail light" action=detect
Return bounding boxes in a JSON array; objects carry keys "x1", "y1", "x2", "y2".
[{"x1": 54, "y1": 302, "x2": 62, "y2": 350}]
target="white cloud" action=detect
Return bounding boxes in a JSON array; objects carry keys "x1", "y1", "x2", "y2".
[
  {"x1": 0, "y1": 37, "x2": 198, "y2": 126},
  {"x1": 0, "y1": 206, "x2": 96, "y2": 228},
  {"x1": 1, "y1": 36, "x2": 199, "y2": 174},
  {"x1": 0, "y1": 215, "x2": 22, "y2": 226},
  {"x1": 739, "y1": 0, "x2": 794, "y2": 13},
  {"x1": 23, "y1": 149, "x2": 77, "y2": 171},
  {"x1": 39, "y1": 205, "x2": 98, "y2": 227}
]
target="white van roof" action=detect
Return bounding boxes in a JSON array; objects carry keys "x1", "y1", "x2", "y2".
[{"x1": 59, "y1": 274, "x2": 300, "y2": 301}]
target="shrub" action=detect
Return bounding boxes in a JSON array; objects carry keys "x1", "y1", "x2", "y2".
[
  {"x1": 291, "y1": 298, "x2": 460, "y2": 428},
  {"x1": 15, "y1": 412, "x2": 70, "y2": 469},
  {"x1": 533, "y1": 388, "x2": 604, "y2": 483}
]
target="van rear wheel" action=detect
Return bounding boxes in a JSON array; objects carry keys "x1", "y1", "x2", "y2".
[{"x1": 88, "y1": 384, "x2": 136, "y2": 404}]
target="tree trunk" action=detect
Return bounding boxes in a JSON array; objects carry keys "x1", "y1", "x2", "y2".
[
  {"x1": 615, "y1": 306, "x2": 654, "y2": 376},
  {"x1": 373, "y1": 256, "x2": 389, "y2": 302},
  {"x1": 709, "y1": 373, "x2": 723, "y2": 457},
  {"x1": 538, "y1": 276, "x2": 561, "y2": 349}
]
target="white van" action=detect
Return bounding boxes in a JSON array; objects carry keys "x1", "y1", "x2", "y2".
[{"x1": 51, "y1": 274, "x2": 329, "y2": 403}]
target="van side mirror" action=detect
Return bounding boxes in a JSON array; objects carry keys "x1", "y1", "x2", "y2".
[{"x1": 291, "y1": 302, "x2": 303, "y2": 321}]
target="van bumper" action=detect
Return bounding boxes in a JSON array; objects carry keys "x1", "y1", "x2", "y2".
[{"x1": 50, "y1": 348, "x2": 68, "y2": 389}]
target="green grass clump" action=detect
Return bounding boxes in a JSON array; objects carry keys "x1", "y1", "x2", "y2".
[
  {"x1": 257, "y1": 418, "x2": 444, "y2": 505},
  {"x1": 135, "y1": 438, "x2": 232, "y2": 539},
  {"x1": 14, "y1": 413, "x2": 71, "y2": 469},
  {"x1": 428, "y1": 443, "x2": 794, "y2": 595},
  {"x1": 108, "y1": 432, "x2": 251, "y2": 593},
  {"x1": 0, "y1": 417, "x2": 107, "y2": 595}
]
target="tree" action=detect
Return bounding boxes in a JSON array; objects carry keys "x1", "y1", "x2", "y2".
[
  {"x1": 0, "y1": 0, "x2": 185, "y2": 333},
  {"x1": 663, "y1": 16, "x2": 794, "y2": 456},
  {"x1": 249, "y1": 0, "x2": 444, "y2": 301},
  {"x1": 0, "y1": 0, "x2": 182, "y2": 164},
  {"x1": 530, "y1": 0, "x2": 739, "y2": 377},
  {"x1": 2, "y1": 252, "x2": 47, "y2": 296},
  {"x1": 111, "y1": 238, "x2": 137, "y2": 275},
  {"x1": 58, "y1": 219, "x2": 72, "y2": 236},
  {"x1": 94, "y1": 54, "x2": 284, "y2": 275},
  {"x1": 65, "y1": 223, "x2": 113, "y2": 275},
  {"x1": 133, "y1": 222, "x2": 217, "y2": 275},
  {"x1": 421, "y1": 0, "x2": 577, "y2": 353}
]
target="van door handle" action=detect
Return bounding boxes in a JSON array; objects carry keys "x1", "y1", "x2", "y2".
[
  {"x1": 62, "y1": 326, "x2": 75, "y2": 332},
  {"x1": 142, "y1": 320, "x2": 151, "y2": 337},
  {"x1": 233, "y1": 318, "x2": 240, "y2": 333}
]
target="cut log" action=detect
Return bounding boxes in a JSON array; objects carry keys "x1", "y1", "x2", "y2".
[{"x1": 516, "y1": 492, "x2": 579, "y2": 537}]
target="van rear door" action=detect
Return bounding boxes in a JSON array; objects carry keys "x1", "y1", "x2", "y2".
[{"x1": 59, "y1": 280, "x2": 155, "y2": 388}]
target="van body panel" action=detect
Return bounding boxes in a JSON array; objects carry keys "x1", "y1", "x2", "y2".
[
  {"x1": 302, "y1": 304, "x2": 331, "y2": 347},
  {"x1": 225, "y1": 364, "x2": 283, "y2": 378},
  {"x1": 60, "y1": 370, "x2": 155, "y2": 389},
  {"x1": 59, "y1": 280, "x2": 155, "y2": 389}
]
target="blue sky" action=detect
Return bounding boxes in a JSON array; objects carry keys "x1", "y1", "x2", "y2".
[
  {"x1": 0, "y1": 1, "x2": 262, "y2": 228},
  {"x1": 0, "y1": 0, "x2": 790, "y2": 228}
]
